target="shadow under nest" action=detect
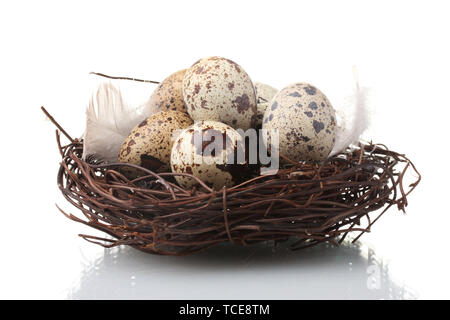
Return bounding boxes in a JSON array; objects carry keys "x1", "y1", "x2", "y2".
[{"x1": 55, "y1": 130, "x2": 420, "y2": 256}]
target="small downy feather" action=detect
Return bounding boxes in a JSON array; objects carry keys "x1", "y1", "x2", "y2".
[
  {"x1": 83, "y1": 82, "x2": 147, "y2": 162},
  {"x1": 329, "y1": 68, "x2": 370, "y2": 156}
]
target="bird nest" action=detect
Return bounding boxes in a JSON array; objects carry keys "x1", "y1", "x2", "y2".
[{"x1": 50, "y1": 112, "x2": 421, "y2": 256}]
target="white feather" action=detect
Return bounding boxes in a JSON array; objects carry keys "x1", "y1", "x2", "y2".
[
  {"x1": 329, "y1": 67, "x2": 370, "y2": 156},
  {"x1": 83, "y1": 82, "x2": 146, "y2": 162}
]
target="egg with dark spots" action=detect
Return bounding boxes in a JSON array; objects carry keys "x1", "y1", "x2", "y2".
[
  {"x1": 182, "y1": 57, "x2": 257, "y2": 130},
  {"x1": 262, "y1": 83, "x2": 336, "y2": 161},
  {"x1": 145, "y1": 69, "x2": 188, "y2": 115},
  {"x1": 254, "y1": 82, "x2": 278, "y2": 127},
  {"x1": 118, "y1": 111, "x2": 193, "y2": 173},
  {"x1": 170, "y1": 120, "x2": 245, "y2": 189}
]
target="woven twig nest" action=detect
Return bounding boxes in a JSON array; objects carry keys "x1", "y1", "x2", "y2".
[{"x1": 54, "y1": 126, "x2": 420, "y2": 256}]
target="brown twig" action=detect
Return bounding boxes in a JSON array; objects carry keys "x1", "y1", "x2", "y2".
[
  {"x1": 41, "y1": 106, "x2": 74, "y2": 143},
  {"x1": 89, "y1": 72, "x2": 160, "y2": 84}
]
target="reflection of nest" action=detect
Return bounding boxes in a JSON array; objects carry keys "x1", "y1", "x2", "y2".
[
  {"x1": 54, "y1": 118, "x2": 420, "y2": 256},
  {"x1": 68, "y1": 241, "x2": 418, "y2": 299}
]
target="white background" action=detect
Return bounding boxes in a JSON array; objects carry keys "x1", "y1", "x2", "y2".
[{"x1": 0, "y1": 0, "x2": 449, "y2": 299}]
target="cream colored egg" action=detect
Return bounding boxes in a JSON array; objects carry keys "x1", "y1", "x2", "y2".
[
  {"x1": 118, "y1": 110, "x2": 193, "y2": 172},
  {"x1": 182, "y1": 57, "x2": 257, "y2": 130},
  {"x1": 254, "y1": 82, "x2": 278, "y2": 127},
  {"x1": 145, "y1": 69, "x2": 187, "y2": 115},
  {"x1": 262, "y1": 83, "x2": 336, "y2": 162},
  {"x1": 170, "y1": 120, "x2": 245, "y2": 190}
]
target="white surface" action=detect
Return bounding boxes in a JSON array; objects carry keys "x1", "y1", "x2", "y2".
[{"x1": 0, "y1": 0, "x2": 449, "y2": 299}]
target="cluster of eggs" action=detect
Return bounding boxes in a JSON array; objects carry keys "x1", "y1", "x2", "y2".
[{"x1": 118, "y1": 56, "x2": 337, "y2": 189}]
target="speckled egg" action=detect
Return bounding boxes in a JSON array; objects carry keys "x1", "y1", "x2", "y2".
[
  {"x1": 182, "y1": 56, "x2": 257, "y2": 130},
  {"x1": 145, "y1": 69, "x2": 187, "y2": 115},
  {"x1": 262, "y1": 83, "x2": 336, "y2": 162},
  {"x1": 118, "y1": 110, "x2": 193, "y2": 172},
  {"x1": 171, "y1": 120, "x2": 246, "y2": 190},
  {"x1": 254, "y1": 82, "x2": 278, "y2": 127}
]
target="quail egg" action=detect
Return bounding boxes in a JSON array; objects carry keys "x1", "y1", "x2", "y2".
[
  {"x1": 262, "y1": 83, "x2": 336, "y2": 162},
  {"x1": 118, "y1": 110, "x2": 193, "y2": 172},
  {"x1": 182, "y1": 56, "x2": 257, "y2": 130},
  {"x1": 145, "y1": 69, "x2": 187, "y2": 115},
  {"x1": 170, "y1": 120, "x2": 246, "y2": 189},
  {"x1": 254, "y1": 82, "x2": 278, "y2": 127}
]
